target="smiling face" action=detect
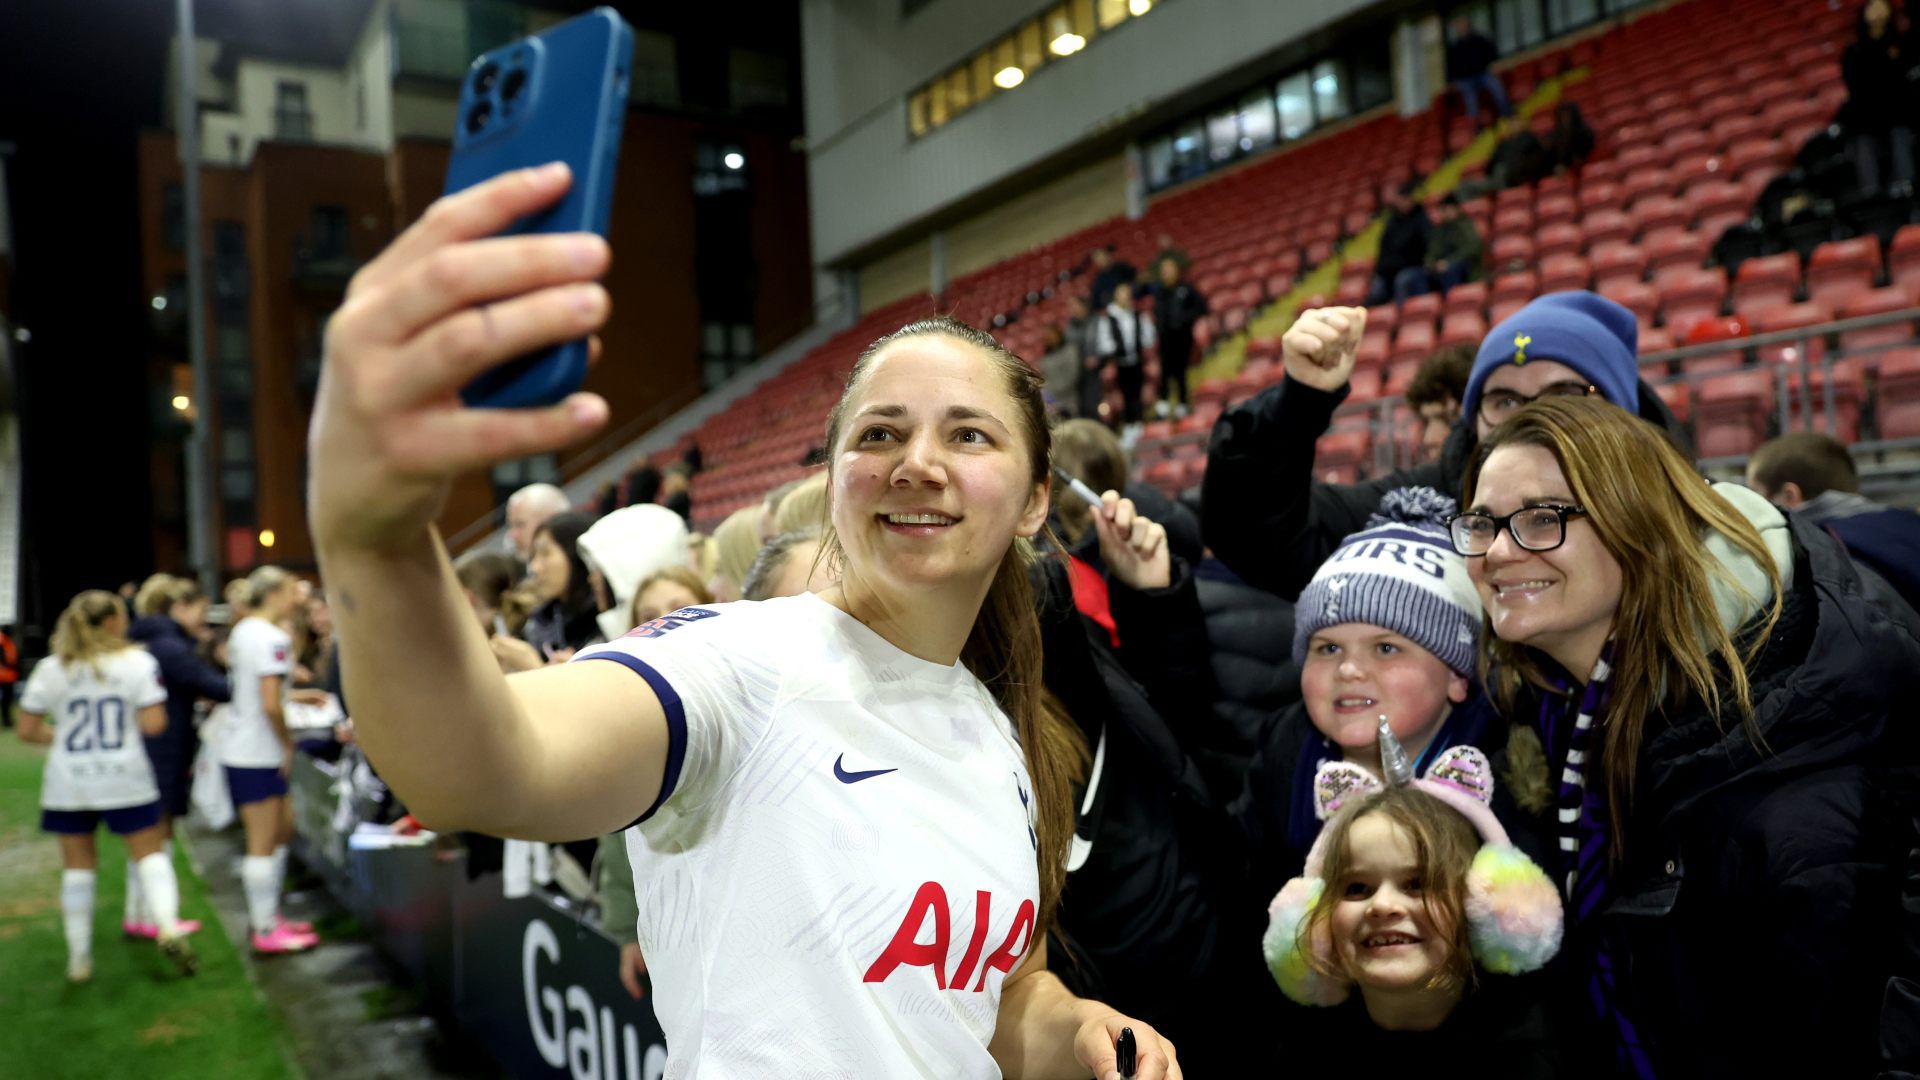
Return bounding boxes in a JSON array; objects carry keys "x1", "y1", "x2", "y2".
[
  {"x1": 829, "y1": 335, "x2": 1049, "y2": 601},
  {"x1": 1467, "y1": 443, "x2": 1624, "y2": 677},
  {"x1": 1301, "y1": 624, "x2": 1468, "y2": 763},
  {"x1": 1330, "y1": 813, "x2": 1457, "y2": 994}
]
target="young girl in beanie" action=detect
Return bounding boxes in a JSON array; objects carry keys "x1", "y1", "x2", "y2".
[{"x1": 1262, "y1": 725, "x2": 1562, "y2": 1071}]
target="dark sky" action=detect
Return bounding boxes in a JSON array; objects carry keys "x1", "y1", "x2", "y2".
[
  {"x1": 0, "y1": 0, "x2": 801, "y2": 633},
  {"x1": 1, "y1": 1, "x2": 172, "y2": 630}
]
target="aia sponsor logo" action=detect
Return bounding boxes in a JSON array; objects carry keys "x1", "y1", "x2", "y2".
[{"x1": 861, "y1": 882, "x2": 1035, "y2": 992}]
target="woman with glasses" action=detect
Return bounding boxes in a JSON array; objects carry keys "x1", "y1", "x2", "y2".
[
  {"x1": 1453, "y1": 396, "x2": 1920, "y2": 1079},
  {"x1": 1203, "y1": 291, "x2": 1686, "y2": 604}
]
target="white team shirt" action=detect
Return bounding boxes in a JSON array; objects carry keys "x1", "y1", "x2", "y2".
[
  {"x1": 574, "y1": 593, "x2": 1041, "y2": 1079},
  {"x1": 21, "y1": 650, "x2": 168, "y2": 811},
  {"x1": 218, "y1": 616, "x2": 293, "y2": 768}
]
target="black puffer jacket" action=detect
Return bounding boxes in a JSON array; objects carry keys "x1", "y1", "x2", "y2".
[
  {"x1": 1035, "y1": 556, "x2": 1268, "y2": 1077},
  {"x1": 1192, "y1": 565, "x2": 1299, "y2": 802},
  {"x1": 1201, "y1": 373, "x2": 1688, "y2": 601},
  {"x1": 1512, "y1": 518, "x2": 1920, "y2": 1077}
]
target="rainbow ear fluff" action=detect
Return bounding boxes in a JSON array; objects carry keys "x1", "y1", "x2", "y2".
[{"x1": 1262, "y1": 719, "x2": 1564, "y2": 1004}]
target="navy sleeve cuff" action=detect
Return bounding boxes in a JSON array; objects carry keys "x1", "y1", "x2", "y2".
[{"x1": 580, "y1": 653, "x2": 688, "y2": 828}]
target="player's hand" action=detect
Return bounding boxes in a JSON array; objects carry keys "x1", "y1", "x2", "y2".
[
  {"x1": 1075, "y1": 1014, "x2": 1180, "y2": 1080},
  {"x1": 617, "y1": 942, "x2": 649, "y2": 999},
  {"x1": 308, "y1": 162, "x2": 612, "y2": 554},
  {"x1": 1092, "y1": 490, "x2": 1170, "y2": 591},
  {"x1": 1281, "y1": 306, "x2": 1366, "y2": 393}
]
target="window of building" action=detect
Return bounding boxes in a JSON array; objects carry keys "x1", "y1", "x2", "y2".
[
  {"x1": 309, "y1": 205, "x2": 349, "y2": 260},
  {"x1": 274, "y1": 81, "x2": 313, "y2": 142},
  {"x1": 1275, "y1": 71, "x2": 1313, "y2": 141},
  {"x1": 1237, "y1": 90, "x2": 1276, "y2": 153},
  {"x1": 1312, "y1": 59, "x2": 1347, "y2": 123},
  {"x1": 1205, "y1": 108, "x2": 1238, "y2": 163}
]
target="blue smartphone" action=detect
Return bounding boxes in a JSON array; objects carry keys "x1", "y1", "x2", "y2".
[{"x1": 443, "y1": 8, "x2": 632, "y2": 409}]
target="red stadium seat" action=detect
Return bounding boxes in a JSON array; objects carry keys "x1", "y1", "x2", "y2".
[
  {"x1": 1750, "y1": 301, "x2": 1831, "y2": 367},
  {"x1": 1891, "y1": 224, "x2": 1920, "y2": 301},
  {"x1": 1402, "y1": 292, "x2": 1443, "y2": 322},
  {"x1": 1439, "y1": 311, "x2": 1488, "y2": 348},
  {"x1": 1578, "y1": 181, "x2": 1624, "y2": 215},
  {"x1": 1806, "y1": 237, "x2": 1883, "y2": 309},
  {"x1": 1630, "y1": 194, "x2": 1690, "y2": 239},
  {"x1": 1591, "y1": 242, "x2": 1649, "y2": 293},
  {"x1": 1838, "y1": 286, "x2": 1918, "y2": 362},
  {"x1": 1644, "y1": 228, "x2": 1709, "y2": 285},
  {"x1": 1444, "y1": 280, "x2": 1489, "y2": 318},
  {"x1": 1490, "y1": 234, "x2": 1534, "y2": 272},
  {"x1": 1653, "y1": 378, "x2": 1692, "y2": 422},
  {"x1": 1877, "y1": 351, "x2": 1920, "y2": 438},
  {"x1": 1536, "y1": 221, "x2": 1584, "y2": 261},
  {"x1": 1732, "y1": 253, "x2": 1803, "y2": 314},
  {"x1": 1391, "y1": 317, "x2": 1438, "y2": 364},
  {"x1": 1315, "y1": 430, "x2": 1372, "y2": 484},
  {"x1": 1489, "y1": 269, "x2": 1538, "y2": 305},
  {"x1": 1660, "y1": 266, "x2": 1729, "y2": 335},
  {"x1": 1493, "y1": 203, "x2": 1534, "y2": 235},
  {"x1": 1600, "y1": 279, "x2": 1660, "y2": 330},
  {"x1": 1583, "y1": 208, "x2": 1634, "y2": 249},
  {"x1": 1791, "y1": 357, "x2": 1867, "y2": 441},
  {"x1": 1621, "y1": 167, "x2": 1677, "y2": 207},
  {"x1": 1693, "y1": 369, "x2": 1776, "y2": 457},
  {"x1": 1685, "y1": 177, "x2": 1751, "y2": 236},
  {"x1": 1539, "y1": 253, "x2": 1591, "y2": 294},
  {"x1": 1725, "y1": 138, "x2": 1790, "y2": 184},
  {"x1": 1535, "y1": 194, "x2": 1579, "y2": 229}
]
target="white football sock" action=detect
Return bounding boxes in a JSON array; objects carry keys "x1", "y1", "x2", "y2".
[
  {"x1": 135, "y1": 852, "x2": 181, "y2": 937},
  {"x1": 124, "y1": 853, "x2": 145, "y2": 925},
  {"x1": 241, "y1": 856, "x2": 278, "y2": 935},
  {"x1": 61, "y1": 869, "x2": 96, "y2": 965}
]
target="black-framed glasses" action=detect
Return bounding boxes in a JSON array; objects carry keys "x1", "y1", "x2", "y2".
[
  {"x1": 1478, "y1": 381, "x2": 1598, "y2": 426},
  {"x1": 1446, "y1": 504, "x2": 1589, "y2": 556}
]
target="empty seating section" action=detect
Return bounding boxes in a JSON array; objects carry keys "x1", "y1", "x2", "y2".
[{"x1": 679, "y1": 0, "x2": 1904, "y2": 527}]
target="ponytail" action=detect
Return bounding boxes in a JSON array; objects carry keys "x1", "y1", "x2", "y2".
[{"x1": 52, "y1": 591, "x2": 133, "y2": 675}]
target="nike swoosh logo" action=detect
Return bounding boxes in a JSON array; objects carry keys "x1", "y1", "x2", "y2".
[
  {"x1": 833, "y1": 754, "x2": 898, "y2": 784},
  {"x1": 1066, "y1": 726, "x2": 1108, "y2": 873}
]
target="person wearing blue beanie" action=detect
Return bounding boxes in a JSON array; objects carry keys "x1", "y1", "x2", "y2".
[
  {"x1": 1459, "y1": 291, "x2": 1642, "y2": 425},
  {"x1": 1201, "y1": 290, "x2": 1686, "y2": 603}
]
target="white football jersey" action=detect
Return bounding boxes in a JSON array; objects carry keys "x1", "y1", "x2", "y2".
[
  {"x1": 22, "y1": 650, "x2": 167, "y2": 811},
  {"x1": 217, "y1": 616, "x2": 293, "y2": 768},
  {"x1": 574, "y1": 593, "x2": 1041, "y2": 1079}
]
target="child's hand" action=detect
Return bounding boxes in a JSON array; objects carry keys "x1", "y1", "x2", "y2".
[{"x1": 1092, "y1": 490, "x2": 1171, "y2": 591}]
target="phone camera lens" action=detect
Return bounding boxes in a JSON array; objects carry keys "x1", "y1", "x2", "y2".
[
  {"x1": 465, "y1": 100, "x2": 493, "y2": 134},
  {"x1": 501, "y1": 68, "x2": 527, "y2": 103},
  {"x1": 473, "y1": 62, "x2": 499, "y2": 96}
]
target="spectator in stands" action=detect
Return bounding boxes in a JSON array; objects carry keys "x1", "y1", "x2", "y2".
[
  {"x1": 1459, "y1": 397, "x2": 1920, "y2": 1076},
  {"x1": 707, "y1": 505, "x2": 763, "y2": 602},
  {"x1": 1446, "y1": 15, "x2": 1511, "y2": 127},
  {"x1": 740, "y1": 528, "x2": 826, "y2": 601},
  {"x1": 1406, "y1": 344, "x2": 1478, "y2": 463},
  {"x1": 1038, "y1": 324, "x2": 1081, "y2": 411},
  {"x1": 1462, "y1": 117, "x2": 1552, "y2": 200},
  {"x1": 1398, "y1": 194, "x2": 1483, "y2": 302},
  {"x1": 1030, "y1": 487, "x2": 1247, "y2": 1074},
  {"x1": 1154, "y1": 233, "x2": 1191, "y2": 273},
  {"x1": 658, "y1": 463, "x2": 694, "y2": 524},
  {"x1": 1093, "y1": 281, "x2": 1158, "y2": 427},
  {"x1": 1365, "y1": 182, "x2": 1433, "y2": 306},
  {"x1": 1151, "y1": 257, "x2": 1209, "y2": 419},
  {"x1": 1087, "y1": 245, "x2": 1137, "y2": 309},
  {"x1": 505, "y1": 482, "x2": 570, "y2": 562},
  {"x1": 314, "y1": 176, "x2": 1180, "y2": 1075},
  {"x1": 772, "y1": 470, "x2": 830, "y2": 536},
  {"x1": 623, "y1": 462, "x2": 662, "y2": 508},
  {"x1": 1203, "y1": 291, "x2": 1683, "y2": 602},
  {"x1": 1067, "y1": 294, "x2": 1106, "y2": 420},
  {"x1": 1747, "y1": 431, "x2": 1920, "y2": 613},
  {"x1": 628, "y1": 566, "x2": 713, "y2": 627},
  {"x1": 1841, "y1": 0, "x2": 1919, "y2": 197},
  {"x1": 1053, "y1": 418, "x2": 1202, "y2": 565},
  {"x1": 455, "y1": 549, "x2": 521, "y2": 636},
  {"x1": 517, "y1": 511, "x2": 601, "y2": 663},
  {"x1": 578, "y1": 504, "x2": 693, "y2": 639},
  {"x1": 1544, "y1": 101, "x2": 1595, "y2": 175}
]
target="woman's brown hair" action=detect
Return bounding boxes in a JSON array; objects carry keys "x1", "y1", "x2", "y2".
[
  {"x1": 1462, "y1": 397, "x2": 1782, "y2": 855},
  {"x1": 819, "y1": 316, "x2": 1087, "y2": 938},
  {"x1": 628, "y1": 565, "x2": 714, "y2": 627}
]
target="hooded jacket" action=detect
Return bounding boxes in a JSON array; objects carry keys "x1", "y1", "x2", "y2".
[{"x1": 575, "y1": 504, "x2": 691, "y2": 639}]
